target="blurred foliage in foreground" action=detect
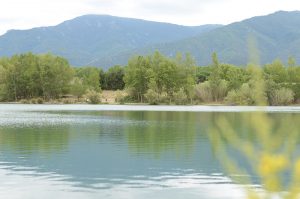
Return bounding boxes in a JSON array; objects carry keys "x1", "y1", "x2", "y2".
[{"x1": 209, "y1": 50, "x2": 300, "y2": 198}]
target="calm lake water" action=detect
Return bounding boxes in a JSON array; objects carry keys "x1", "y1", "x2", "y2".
[{"x1": 0, "y1": 104, "x2": 300, "y2": 199}]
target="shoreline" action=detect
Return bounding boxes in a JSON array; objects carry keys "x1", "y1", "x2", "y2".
[{"x1": 1, "y1": 104, "x2": 300, "y2": 113}]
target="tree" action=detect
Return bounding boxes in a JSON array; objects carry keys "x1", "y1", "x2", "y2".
[
  {"x1": 158, "y1": 58, "x2": 180, "y2": 100},
  {"x1": 124, "y1": 56, "x2": 151, "y2": 102},
  {"x1": 0, "y1": 64, "x2": 6, "y2": 100},
  {"x1": 75, "y1": 67, "x2": 101, "y2": 92},
  {"x1": 103, "y1": 65, "x2": 125, "y2": 90},
  {"x1": 70, "y1": 77, "x2": 87, "y2": 99},
  {"x1": 196, "y1": 66, "x2": 212, "y2": 83},
  {"x1": 263, "y1": 59, "x2": 288, "y2": 84},
  {"x1": 219, "y1": 64, "x2": 248, "y2": 90},
  {"x1": 38, "y1": 54, "x2": 74, "y2": 99},
  {"x1": 286, "y1": 66, "x2": 300, "y2": 101},
  {"x1": 176, "y1": 53, "x2": 197, "y2": 103},
  {"x1": 208, "y1": 52, "x2": 228, "y2": 101}
]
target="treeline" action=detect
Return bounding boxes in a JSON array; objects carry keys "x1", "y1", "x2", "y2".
[
  {"x1": 124, "y1": 52, "x2": 300, "y2": 105},
  {"x1": 0, "y1": 51, "x2": 300, "y2": 105},
  {"x1": 0, "y1": 53, "x2": 124, "y2": 103}
]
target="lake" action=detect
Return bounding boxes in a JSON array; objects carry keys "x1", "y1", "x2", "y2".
[{"x1": 0, "y1": 104, "x2": 300, "y2": 199}]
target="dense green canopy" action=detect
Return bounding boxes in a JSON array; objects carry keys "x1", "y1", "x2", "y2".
[{"x1": 0, "y1": 51, "x2": 299, "y2": 105}]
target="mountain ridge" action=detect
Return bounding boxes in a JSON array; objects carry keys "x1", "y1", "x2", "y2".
[
  {"x1": 117, "y1": 10, "x2": 300, "y2": 66},
  {"x1": 1, "y1": 11, "x2": 300, "y2": 68},
  {"x1": 0, "y1": 15, "x2": 221, "y2": 68}
]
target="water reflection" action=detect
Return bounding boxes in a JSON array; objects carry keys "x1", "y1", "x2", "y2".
[
  {"x1": 0, "y1": 127, "x2": 70, "y2": 154},
  {"x1": 0, "y1": 105, "x2": 300, "y2": 198}
]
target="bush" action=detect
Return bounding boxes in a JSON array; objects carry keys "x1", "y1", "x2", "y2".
[
  {"x1": 19, "y1": 99, "x2": 30, "y2": 104},
  {"x1": 61, "y1": 98, "x2": 77, "y2": 104},
  {"x1": 158, "y1": 92, "x2": 169, "y2": 104},
  {"x1": 270, "y1": 87, "x2": 294, "y2": 105},
  {"x1": 195, "y1": 80, "x2": 228, "y2": 103},
  {"x1": 30, "y1": 98, "x2": 37, "y2": 104},
  {"x1": 225, "y1": 90, "x2": 239, "y2": 105},
  {"x1": 85, "y1": 90, "x2": 101, "y2": 104},
  {"x1": 145, "y1": 89, "x2": 159, "y2": 105},
  {"x1": 144, "y1": 89, "x2": 170, "y2": 105},
  {"x1": 214, "y1": 80, "x2": 229, "y2": 101},
  {"x1": 195, "y1": 81, "x2": 213, "y2": 102},
  {"x1": 37, "y1": 98, "x2": 44, "y2": 104},
  {"x1": 225, "y1": 83, "x2": 255, "y2": 105},
  {"x1": 115, "y1": 90, "x2": 127, "y2": 104},
  {"x1": 288, "y1": 83, "x2": 300, "y2": 102},
  {"x1": 173, "y1": 88, "x2": 188, "y2": 105}
]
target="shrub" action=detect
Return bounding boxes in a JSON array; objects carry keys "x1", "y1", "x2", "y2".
[
  {"x1": 30, "y1": 98, "x2": 37, "y2": 104},
  {"x1": 37, "y1": 98, "x2": 44, "y2": 104},
  {"x1": 61, "y1": 98, "x2": 77, "y2": 104},
  {"x1": 239, "y1": 83, "x2": 256, "y2": 105},
  {"x1": 85, "y1": 90, "x2": 101, "y2": 104},
  {"x1": 288, "y1": 83, "x2": 300, "y2": 102},
  {"x1": 270, "y1": 87, "x2": 294, "y2": 105},
  {"x1": 173, "y1": 88, "x2": 188, "y2": 105},
  {"x1": 19, "y1": 99, "x2": 30, "y2": 104},
  {"x1": 195, "y1": 80, "x2": 228, "y2": 103},
  {"x1": 214, "y1": 80, "x2": 229, "y2": 101},
  {"x1": 225, "y1": 90, "x2": 239, "y2": 105},
  {"x1": 225, "y1": 83, "x2": 255, "y2": 105},
  {"x1": 158, "y1": 92, "x2": 169, "y2": 104},
  {"x1": 115, "y1": 90, "x2": 127, "y2": 104},
  {"x1": 195, "y1": 81, "x2": 213, "y2": 102},
  {"x1": 145, "y1": 89, "x2": 159, "y2": 105},
  {"x1": 144, "y1": 89, "x2": 170, "y2": 105}
]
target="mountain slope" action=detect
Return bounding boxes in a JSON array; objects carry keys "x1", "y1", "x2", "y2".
[
  {"x1": 105, "y1": 11, "x2": 300, "y2": 66},
  {"x1": 0, "y1": 15, "x2": 221, "y2": 67}
]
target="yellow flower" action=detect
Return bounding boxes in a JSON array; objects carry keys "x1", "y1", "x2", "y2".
[{"x1": 258, "y1": 154, "x2": 288, "y2": 176}]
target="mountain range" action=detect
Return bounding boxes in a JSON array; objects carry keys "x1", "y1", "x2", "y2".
[
  {"x1": 0, "y1": 11, "x2": 299, "y2": 68},
  {"x1": 0, "y1": 15, "x2": 220, "y2": 68}
]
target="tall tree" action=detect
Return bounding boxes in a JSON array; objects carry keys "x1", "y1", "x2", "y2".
[
  {"x1": 103, "y1": 65, "x2": 125, "y2": 90},
  {"x1": 75, "y1": 67, "x2": 101, "y2": 92},
  {"x1": 124, "y1": 56, "x2": 151, "y2": 102}
]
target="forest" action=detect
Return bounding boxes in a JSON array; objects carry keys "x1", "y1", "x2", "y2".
[{"x1": 0, "y1": 51, "x2": 299, "y2": 105}]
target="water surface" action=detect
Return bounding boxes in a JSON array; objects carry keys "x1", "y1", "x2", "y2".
[{"x1": 0, "y1": 105, "x2": 299, "y2": 199}]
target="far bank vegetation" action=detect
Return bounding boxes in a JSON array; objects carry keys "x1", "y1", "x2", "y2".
[{"x1": 0, "y1": 52, "x2": 299, "y2": 105}]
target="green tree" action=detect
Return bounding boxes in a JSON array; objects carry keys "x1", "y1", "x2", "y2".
[
  {"x1": 176, "y1": 53, "x2": 197, "y2": 103},
  {"x1": 38, "y1": 54, "x2": 73, "y2": 99},
  {"x1": 208, "y1": 52, "x2": 228, "y2": 101},
  {"x1": 75, "y1": 67, "x2": 101, "y2": 92},
  {"x1": 196, "y1": 66, "x2": 212, "y2": 83},
  {"x1": 124, "y1": 56, "x2": 151, "y2": 102},
  {"x1": 103, "y1": 65, "x2": 125, "y2": 90},
  {"x1": 158, "y1": 58, "x2": 180, "y2": 101},
  {"x1": 219, "y1": 64, "x2": 248, "y2": 90},
  {"x1": 70, "y1": 77, "x2": 87, "y2": 99},
  {"x1": 286, "y1": 66, "x2": 300, "y2": 101},
  {"x1": 0, "y1": 64, "x2": 6, "y2": 100},
  {"x1": 264, "y1": 59, "x2": 288, "y2": 84}
]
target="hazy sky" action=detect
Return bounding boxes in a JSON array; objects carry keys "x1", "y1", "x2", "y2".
[{"x1": 0, "y1": 0, "x2": 299, "y2": 35}]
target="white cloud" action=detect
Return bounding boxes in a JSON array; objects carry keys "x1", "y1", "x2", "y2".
[{"x1": 0, "y1": 0, "x2": 300, "y2": 35}]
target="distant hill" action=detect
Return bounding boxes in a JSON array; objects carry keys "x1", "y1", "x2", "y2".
[
  {"x1": 112, "y1": 11, "x2": 300, "y2": 66},
  {"x1": 0, "y1": 15, "x2": 220, "y2": 68},
  {"x1": 1, "y1": 11, "x2": 300, "y2": 68}
]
